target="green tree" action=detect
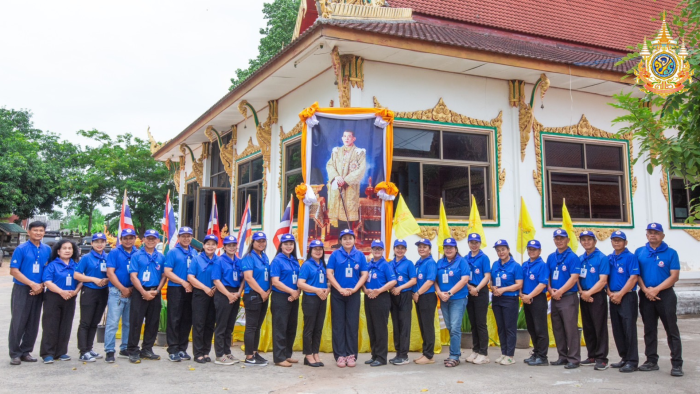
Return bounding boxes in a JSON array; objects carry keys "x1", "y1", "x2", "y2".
[
  {"x1": 611, "y1": 1, "x2": 700, "y2": 222},
  {"x1": 229, "y1": 0, "x2": 300, "y2": 90},
  {"x1": 63, "y1": 209, "x2": 105, "y2": 234}
]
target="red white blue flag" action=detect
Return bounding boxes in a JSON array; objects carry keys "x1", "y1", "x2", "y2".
[
  {"x1": 117, "y1": 190, "x2": 135, "y2": 246},
  {"x1": 236, "y1": 195, "x2": 252, "y2": 257},
  {"x1": 273, "y1": 195, "x2": 294, "y2": 249},
  {"x1": 207, "y1": 192, "x2": 223, "y2": 252},
  {"x1": 162, "y1": 190, "x2": 177, "y2": 253}
]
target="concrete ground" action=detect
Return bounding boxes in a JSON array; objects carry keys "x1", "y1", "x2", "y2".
[{"x1": 1, "y1": 257, "x2": 697, "y2": 393}]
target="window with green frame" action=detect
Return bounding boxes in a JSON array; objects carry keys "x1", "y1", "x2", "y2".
[
  {"x1": 236, "y1": 156, "x2": 264, "y2": 225},
  {"x1": 670, "y1": 177, "x2": 700, "y2": 223},
  {"x1": 282, "y1": 140, "x2": 302, "y2": 220}
]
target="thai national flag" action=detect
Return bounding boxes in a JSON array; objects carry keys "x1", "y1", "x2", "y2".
[
  {"x1": 162, "y1": 190, "x2": 177, "y2": 253},
  {"x1": 236, "y1": 196, "x2": 252, "y2": 258},
  {"x1": 117, "y1": 190, "x2": 135, "y2": 246},
  {"x1": 273, "y1": 196, "x2": 294, "y2": 249},
  {"x1": 207, "y1": 192, "x2": 223, "y2": 252}
]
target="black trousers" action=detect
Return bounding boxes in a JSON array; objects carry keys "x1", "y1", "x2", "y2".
[
  {"x1": 127, "y1": 287, "x2": 161, "y2": 355},
  {"x1": 365, "y1": 292, "x2": 390, "y2": 364},
  {"x1": 524, "y1": 293, "x2": 549, "y2": 359},
  {"x1": 302, "y1": 294, "x2": 326, "y2": 355},
  {"x1": 77, "y1": 287, "x2": 108, "y2": 354},
  {"x1": 610, "y1": 291, "x2": 639, "y2": 366},
  {"x1": 8, "y1": 284, "x2": 44, "y2": 359},
  {"x1": 191, "y1": 288, "x2": 216, "y2": 358},
  {"x1": 166, "y1": 285, "x2": 192, "y2": 355},
  {"x1": 271, "y1": 291, "x2": 299, "y2": 363},
  {"x1": 551, "y1": 293, "x2": 581, "y2": 363},
  {"x1": 580, "y1": 291, "x2": 609, "y2": 363},
  {"x1": 330, "y1": 288, "x2": 360, "y2": 360},
  {"x1": 467, "y1": 287, "x2": 490, "y2": 355},
  {"x1": 390, "y1": 290, "x2": 413, "y2": 359},
  {"x1": 414, "y1": 292, "x2": 437, "y2": 359},
  {"x1": 40, "y1": 291, "x2": 76, "y2": 358},
  {"x1": 492, "y1": 295, "x2": 519, "y2": 357},
  {"x1": 243, "y1": 291, "x2": 269, "y2": 356},
  {"x1": 213, "y1": 287, "x2": 241, "y2": 357},
  {"x1": 639, "y1": 288, "x2": 683, "y2": 367}
]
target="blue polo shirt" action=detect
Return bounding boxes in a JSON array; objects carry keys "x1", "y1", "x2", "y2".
[
  {"x1": 188, "y1": 252, "x2": 217, "y2": 288},
  {"x1": 106, "y1": 245, "x2": 135, "y2": 288},
  {"x1": 326, "y1": 247, "x2": 368, "y2": 289},
  {"x1": 240, "y1": 251, "x2": 270, "y2": 294},
  {"x1": 42, "y1": 258, "x2": 78, "y2": 291},
  {"x1": 365, "y1": 258, "x2": 397, "y2": 290},
  {"x1": 391, "y1": 256, "x2": 416, "y2": 293},
  {"x1": 547, "y1": 247, "x2": 581, "y2": 293},
  {"x1": 465, "y1": 250, "x2": 490, "y2": 286},
  {"x1": 129, "y1": 249, "x2": 165, "y2": 288},
  {"x1": 436, "y1": 256, "x2": 471, "y2": 299},
  {"x1": 10, "y1": 241, "x2": 51, "y2": 286},
  {"x1": 164, "y1": 244, "x2": 197, "y2": 287},
  {"x1": 578, "y1": 248, "x2": 610, "y2": 291},
  {"x1": 413, "y1": 256, "x2": 437, "y2": 294},
  {"x1": 270, "y1": 253, "x2": 301, "y2": 295},
  {"x1": 299, "y1": 258, "x2": 327, "y2": 295},
  {"x1": 211, "y1": 254, "x2": 242, "y2": 288},
  {"x1": 635, "y1": 242, "x2": 681, "y2": 288},
  {"x1": 76, "y1": 250, "x2": 108, "y2": 289},
  {"x1": 608, "y1": 248, "x2": 640, "y2": 292},
  {"x1": 490, "y1": 259, "x2": 523, "y2": 297},
  {"x1": 522, "y1": 257, "x2": 549, "y2": 294}
]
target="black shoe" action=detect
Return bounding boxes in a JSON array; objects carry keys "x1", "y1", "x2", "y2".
[
  {"x1": 611, "y1": 360, "x2": 626, "y2": 368},
  {"x1": 528, "y1": 357, "x2": 548, "y2": 366},
  {"x1": 580, "y1": 358, "x2": 595, "y2": 366},
  {"x1": 671, "y1": 366, "x2": 684, "y2": 377},
  {"x1": 565, "y1": 362, "x2": 580, "y2": 369},
  {"x1": 204, "y1": 356, "x2": 212, "y2": 363},
  {"x1": 194, "y1": 356, "x2": 207, "y2": 364},
  {"x1": 304, "y1": 358, "x2": 320, "y2": 367},
  {"x1": 178, "y1": 351, "x2": 191, "y2": 361},
  {"x1": 524, "y1": 355, "x2": 536, "y2": 364},
  {"x1": 370, "y1": 360, "x2": 385, "y2": 367},
  {"x1": 594, "y1": 361, "x2": 609, "y2": 370},
  {"x1": 10, "y1": 358, "x2": 21, "y2": 366},
  {"x1": 105, "y1": 352, "x2": 115, "y2": 363},
  {"x1": 254, "y1": 353, "x2": 267, "y2": 363},
  {"x1": 550, "y1": 359, "x2": 566, "y2": 366},
  {"x1": 20, "y1": 354, "x2": 37, "y2": 362},
  {"x1": 129, "y1": 354, "x2": 141, "y2": 364},
  {"x1": 244, "y1": 357, "x2": 267, "y2": 366},
  {"x1": 139, "y1": 350, "x2": 161, "y2": 360},
  {"x1": 619, "y1": 363, "x2": 637, "y2": 373},
  {"x1": 364, "y1": 358, "x2": 376, "y2": 365},
  {"x1": 638, "y1": 362, "x2": 659, "y2": 371},
  {"x1": 118, "y1": 350, "x2": 129, "y2": 359},
  {"x1": 388, "y1": 356, "x2": 398, "y2": 364}
]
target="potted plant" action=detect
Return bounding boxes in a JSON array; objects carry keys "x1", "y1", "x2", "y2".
[
  {"x1": 156, "y1": 300, "x2": 167, "y2": 347},
  {"x1": 515, "y1": 305, "x2": 531, "y2": 349},
  {"x1": 460, "y1": 310, "x2": 473, "y2": 349}
]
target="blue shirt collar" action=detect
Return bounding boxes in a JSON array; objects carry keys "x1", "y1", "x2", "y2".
[
  {"x1": 555, "y1": 247, "x2": 573, "y2": 264},
  {"x1": 466, "y1": 250, "x2": 485, "y2": 264},
  {"x1": 90, "y1": 249, "x2": 106, "y2": 260},
  {"x1": 645, "y1": 242, "x2": 668, "y2": 258}
]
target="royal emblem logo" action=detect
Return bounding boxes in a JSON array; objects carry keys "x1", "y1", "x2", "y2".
[
  {"x1": 372, "y1": 273, "x2": 377, "y2": 279},
  {"x1": 418, "y1": 273, "x2": 423, "y2": 279},
  {"x1": 530, "y1": 241, "x2": 535, "y2": 245},
  {"x1": 398, "y1": 276, "x2": 403, "y2": 281},
  {"x1": 618, "y1": 267, "x2": 624, "y2": 273},
  {"x1": 562, "y1": 265, "x2": 567, "y2": 272},
  {"x1": 475, "y1": 268, "x2": 480, "y2": 274},
  {"x1": 501, "y1": 274, "x2": 507, "y2": 279},
  {"x1": 651, "y1": 223, "x2": 657, "y2": 228},
  {"x1": 354, "y1": 264, "x2": 359, "y2": 270},
  {"x1": 658, "y1": 261, "x2": 665, "y2": 268},
  {"x1": 590, "y1": 267, "x2": 596, "y2": 273},
  {"x1": 529, "y1": 274, "x2": 535, "y2": 280},
  {"x1": 449, "y1": 271, "x2": 454, "y2": 277}
]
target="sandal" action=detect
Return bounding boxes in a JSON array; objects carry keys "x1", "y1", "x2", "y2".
[
  {"x1": 204, "y1": 356, "x2": 212, "y2": 363},
  {"x1": 445, "y1": 358, "x2": 460, "y2": 368},
  {"x1": 195, "y1": 356, "x2": 206, "y2": 364}
]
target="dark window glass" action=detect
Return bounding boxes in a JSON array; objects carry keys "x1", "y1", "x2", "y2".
[
  {"x1": 237, "y1": 186, "x2": 260, "y2": 225},
  {"x1": 549, "y1": 172, "x2": 590, "y2": 219},
  {"x1": 211, "y1": 172, "x2": 230, "y2": 188},
  {"x1": 284, "y1": 172, "x2": 303, "y2": 220},
  {"x1": 470, "y1": 166, "x2": 488, "y2": 216},
  {"x1": 393, "y1": 127, "x2": 439, "y2": 159},
  {"x1": 197, "y1": 188, "x2": 232, "y2": 240},
  {"x1": 238, "y1": 162, "x2": 250, "y2": 184},
  {"x1": 545, "y1": 140, "x2": 584, "y2": 168},
  {"x1": 586, "y1": 144, "x2": 622, "y2": 171},
  {"x1": 286, "y1": 142, "x2": 302, "y2": 171},
  {"x1": 443, "y1": 132, "x2": 489, "y2": 162},
  {"x1": 589, "y1": 174, "x2": 622, "y2": 220},
  {"x1": 670, "y1": 178, "x2": 700, "y2": 223},
  {"x1": 423, "y1": 164, "x2": 470, "y2": 217},
  {"x1": 251, "y1": 157, "x2": 264, "y2": 181},
  {"x1": 392, "y1": 161, "x2": 421, "y2": 218}
]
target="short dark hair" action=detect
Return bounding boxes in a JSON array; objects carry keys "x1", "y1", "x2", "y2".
[
  {"x1": 343, "y1": 130, "x2": 355, "y2": 137},
  {"x1": 28, "y1": 221, "x2": 47, "y2": 230},
  {"x1": 50, "y1": 239, "x2": 80, "y2": 262}
]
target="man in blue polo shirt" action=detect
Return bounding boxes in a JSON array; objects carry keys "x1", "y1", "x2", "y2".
[
  {"x1": 547, "y1": 229, "x2": 581, "y2": 369},
  {"x1": 8, "y1": 221, "x2": 51, "y2": 365},
  {"x1": 164, "y1": 226, "x2": 197, "y2": 362},
  {"x1": 104, "y1": 228, "x2": 137, "y2": 363},
  {"x1": 634, "y1": 223, "x2": 683, "y2": 377}
]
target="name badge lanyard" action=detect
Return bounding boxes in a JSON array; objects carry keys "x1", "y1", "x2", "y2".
[
  {"x1": 32, "y1": 246, "x2": 41, "y2": 273},
  {"x1": 143, "y1": 252, "x2": 159, "y2": 282},
  {"x1": 495, "y1": 266, "x2": 506, "y2": 287},
  {"x1": 438, "y1": 258, "x2": 455, "y2": 285},
  {"x1": 253, "y1": 252, "x2": 269, "y2": 282},
  {"x1": 553, "y1": 251, "x2": 567, "y2": 281},
  {"x1": 317, "y1": 261, "x2": 325, "y2": 283},
  {"x1": 288, "y1": 256, "x2": 299, "y2": 285},
  {"x1": 344, "y1": 255, "x2": 354, "y2": 278}
]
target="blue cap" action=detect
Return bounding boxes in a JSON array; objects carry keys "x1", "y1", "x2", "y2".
[
  {"x1": 393, "y1": 239, "x2": 407, "y2": 248},
  {"x1": 611, "y1": 230, "x2": 627, "y2": 240},
  {"x1": 178, "y1": 227, "x2": 193, "y2": 235},
  {"x1": 443, "y1": 238, "x2": 457, "y2": 247},
  {"x1": 371, "y1": 240, "x2": 385, "y2": 249},
  {"x1": 553, "y1": 229, "x2": 568, "y2": 238},
  {"x1": 308, "y1": 240, "x2": 324, "y2": 249},
  {"x1": 280, "y1": 234, "x2": 295, "y2": 243},
  {"x1": 203, "y1": 234, "x2": 219, "y2": 243},
  {"x1": 339, "y1": 229, "x2": 355, "y2": 238},
  {"x1": 647, "y1": 222, "x2": 664, "y2": 233},
  {"x1": 91, "y1": 233, "x2": 107, "y2": 242},
  {"x1": 526, "y1": 240, "x2": 541, "y2": 249},
  {"x1": 223, "y1": 235, "x2": 238, "y2": 245},
  {"x1": 120, "y1": 228, "x2": 136, "y2": 238},
  {"x1": 467, "y1": 233, "x2": 482, "y2": 242},
  {"x1": 493, "y1": 239, "x2": 509, "y2": 248},
  {"x1": 415, "y1": 238, "x2": 432, "y2": 247},
  {"x1": 579, "y1": 230, "x2": 596, "y2": 239},
  {"x1": 252, "y1": 232, "x2": 267, "y2": 241},
  {"x1": 144, "y1": 229, "x2": 160, "y2": 238}
]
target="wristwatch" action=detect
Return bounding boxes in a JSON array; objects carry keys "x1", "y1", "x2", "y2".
[{"x1": 447, "y1": 291, "x2": 452, "y2": 296}]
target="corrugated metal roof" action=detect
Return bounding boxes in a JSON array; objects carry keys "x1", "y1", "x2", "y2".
[{"x1": 0, "y1": 223, "x2": 27, "y2": 234}]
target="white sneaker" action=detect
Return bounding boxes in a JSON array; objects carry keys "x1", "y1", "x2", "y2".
[
  {"x1": 500, "y1": 356, "x2": 515, "y2": 365},
  {"x1": 473, "y1": 354, "x2": 490, "y2": 364},
  {"x1": 494, "y1": 355, "x2": 505, "y2": 364},
  {"x1": 465, "y1": 352, "x2": 478, "y2": 363}
]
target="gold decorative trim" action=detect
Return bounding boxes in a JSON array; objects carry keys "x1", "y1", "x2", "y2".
[
  {"x1": 508, "y1": 80, "x2": 525, "y2": 108},
  {"x1": 237, "y1": 99, "x2": 278, "y2": 203},
  {"x1": 419, "y1": 226, "x2": 437, "y2": 240},
  {"x1": 418, "y1": 226, "x2": 473, "y2": 241},
  {"x1": 518, "y1": 74, "x2": 550, "y2": 162},
  {"x1": 204, "y1": 126, "x2": 234, "y2": 180},
  {"x1": 577, "y1": 228, "x2": 619, "y2": 241},
  {"x1": 661, "y1": 170, "x2": 669, "y2": 201},
  {"x1": 277, "y1": 121, "x2": 304, "y2": 191},
  {"x1": 146, "y1": 127, "x2": 164, "y2": 154},
  {"x1": 331, "y1": 47, "x2": 352, "y2": 108},
  {"x1": 179, "y1": 143, "x2": 208, "y2": 187},
  {"x1": 684, "y1": 229, "x2": 700, "y2": 241},
  {"x1": 292, "y1": 0, "x2": 307, "y2": 40},
  {"x1": 319, "y1": 1, "x2": 411, "y2": 20},
  {"x1": 373, "y1": 96, "x2": 383, "y2": 108},
  {"x1": 236, "y1": 137, "x2": 261, "y2": 160}
]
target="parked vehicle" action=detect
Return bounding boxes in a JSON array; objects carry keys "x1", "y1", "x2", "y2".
[
  {"x1": 79, "y1": 236, "x2": 112, "y2": 256},
  {"x1": 41, "y1": 231, "x2": 62, "y2": 248}
]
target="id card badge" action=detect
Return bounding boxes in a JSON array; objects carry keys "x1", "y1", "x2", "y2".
[
  {"x1": 187, "y1": 257, "x2": 191, "y2": 269},
  {"x1": 580, "y1": 268, "x2": 587, "y2": 278},
  {"x1": 319, "y1": 272, "x2": 325, "y2": 283},
  {"x1": 442, "y1": 272, "x2": 449, "y2": 284},
  {"x1": 66, "y1": 276, "x2": 72, "y2": 287},
  {"x1": 495, "y1": 276, "x2": 501, "y2": 287},
  {"x1": 264, "y1": 269, "x2": 269, "y2": 281},
  {"x1": 233, "y1": 272, "x2": 238, "y2": 282},
  {"x1": 553, "y1": 269, "x2": 560, "y2": 280},
  {"x1": 100, "y1": 261, "x2": 107, "y2": 272},
  {"x1": 33, "y1": 262, "x2": 40, "y2": 274},
  {"x1": 143, "y1": 270, "x2": 151, "y2": 282},
  {"x1": 292, "y1": 274, "x2": 298, "y2": 284},
  {"x1": 345, "y1": 267, "x2": 353, "y2": 278}
]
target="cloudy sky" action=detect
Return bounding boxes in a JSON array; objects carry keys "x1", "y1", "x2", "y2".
[{"x1": 1, "y1": 0, "x2": 269, "y2": 145}]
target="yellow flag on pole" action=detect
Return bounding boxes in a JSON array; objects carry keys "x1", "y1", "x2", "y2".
[
  {"x1": 466, "y1": 195, "x2": 487, "y2": 248},
  {"x1": 561, "y1": 198, "x2": 578, "y2": 253},
  {"x1": 516, "y1": 197, "x2": 536, "y2": 254},
  {"x1": 437, "y1": 199, "x2": 451, "y2": 254},
  {"x1": 393, "y1": 194, "x2": 421, "y2": 239}
]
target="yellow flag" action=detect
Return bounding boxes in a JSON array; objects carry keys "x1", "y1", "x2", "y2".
[
  {"x1": 561, "y1": 198, "x2": 578, "y2": 253},
  {"x1": 466, "y1": 195, "x2": 487, "y2": 248},
  {"x1": 516, "y1": 197, "x2": 536, "y2": 254},
  {"x1": 437, "y1": 199, "x2": 451, "y2": 254},
  {"x1": 393, "y1": 194, "x2": 421, "y2": 239}
]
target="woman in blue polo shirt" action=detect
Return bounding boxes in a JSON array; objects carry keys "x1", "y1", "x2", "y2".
[
  {"x1": 412, "y1": 238, "x2": 437, "y2": 365},
  {"x1": 40, "y1": 240, "x2": 82, "y2": 364},
  {"x1": 326, "y1": 229, "x2": 368, "y2": 368},
  {"x1": 298, "y1": 240, "x2": 329, "y2": 367},
  {"x1": 241, "y1": 232, "x2": 271, "y2": 366},
  {"x1": 389, "y1": 239, "x2": 416, "y2": 366},
  {"x1": 464, "y1": 233, "x2": 491, "y2": 365},
  {"x1": 435, "y1": 238, "x2": 470, "y2": 368},
  {"x1": 74, "y1": 233, "x2": 110, "y2": 362},
  {"x1": 490, "y1": 239, "x2": 523, "y2": 366},
  {"x1": 187, "y1": 234, "x2": 219, "y2": 364},
  {"x1": 270, "y1": 234, "x2": 301, "y2": 367},
  {"x1": 520, "y1": 240, "x2": 550, "y2": 366},
  {"x1": 212, "y1": 235, "x2": 244, "y2": 366},
  {"x1": 363, "y1": 240, "x2": 397, "y2": 367}
]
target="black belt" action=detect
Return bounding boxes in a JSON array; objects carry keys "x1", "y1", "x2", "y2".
[{"x1": 143, "y1": 286, "x2": 158, "y2": 291}]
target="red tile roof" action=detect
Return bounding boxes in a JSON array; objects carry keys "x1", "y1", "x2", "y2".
[{"x1": 389, "y1": 0, "x2": 681, "y2": 51}]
